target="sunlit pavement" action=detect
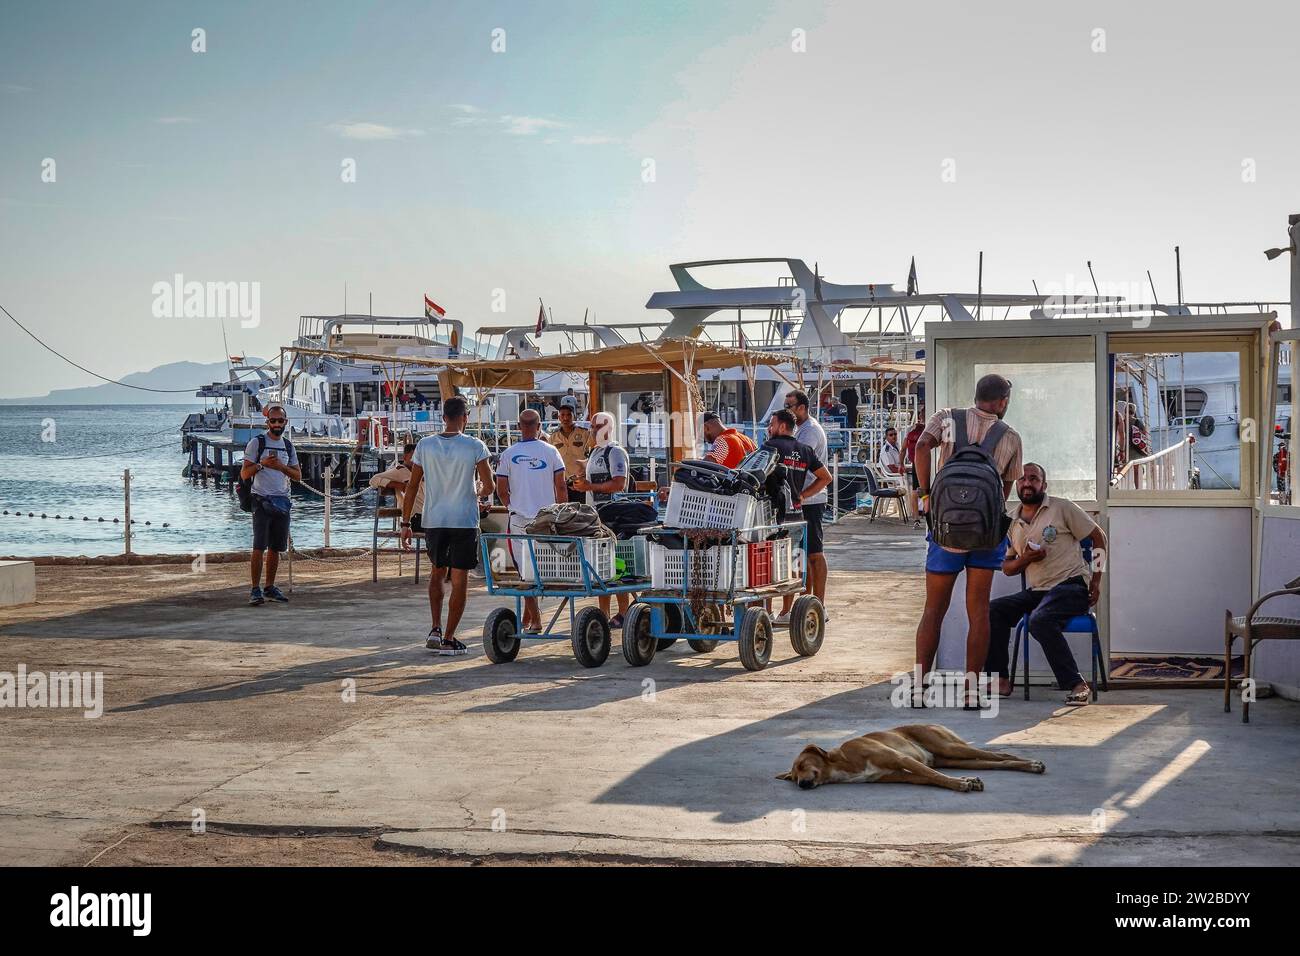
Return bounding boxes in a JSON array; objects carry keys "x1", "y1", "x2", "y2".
[{"x1": 2, "y1": 516, "x2": 1297, "y2": 866}]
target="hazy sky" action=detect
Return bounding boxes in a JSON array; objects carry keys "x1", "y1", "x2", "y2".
[{"x1": 2, "y1": 0, "x2": 1297, "y2": 397}]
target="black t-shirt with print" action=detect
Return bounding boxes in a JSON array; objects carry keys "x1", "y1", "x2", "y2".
[{"x1": 761, "y1": 434, "x2": 824, "y2": 519}]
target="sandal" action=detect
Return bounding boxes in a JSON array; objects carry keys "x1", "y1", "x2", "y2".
[{"x1": 1064, "y1": 685, "x2": 1091, "y2": 706}]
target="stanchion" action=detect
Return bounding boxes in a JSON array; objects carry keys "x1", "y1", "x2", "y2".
[{"x1": 123, "y1": 468, "x2": 132, "y2": 555}]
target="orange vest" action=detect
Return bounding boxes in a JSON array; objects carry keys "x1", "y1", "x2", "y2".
[{"x1": 708, "y1": 427, "x2": 757, "y2": 468}]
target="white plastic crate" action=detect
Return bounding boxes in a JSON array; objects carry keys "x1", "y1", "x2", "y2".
[
  {"x1": 771, "y1": 537, "x2": 796, "y2": 584},
  {"x1": 649, "y1": 541, "x2": 748, "y2": 592},
  {"x1": 519, "y1": 536, "x2": 616, "y2": 584},
  {"x1": 665, "y1": 484, "x2": 767, "y2": 531}
]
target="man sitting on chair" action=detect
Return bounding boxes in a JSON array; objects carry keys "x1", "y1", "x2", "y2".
[{"x1": 985, "y1": 462, "x2": 1107, "y2": 705}]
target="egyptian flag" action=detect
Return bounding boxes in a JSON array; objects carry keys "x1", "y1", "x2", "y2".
[
  {"x1": 424, "y1": 294, "x2": 445, "y2": 322},
  {"x1": 907, "y1": 257, "x2": 919, "y2": 296},
  {"x1": 536, "y1": 299, "x2": 547, "y2": 335}
]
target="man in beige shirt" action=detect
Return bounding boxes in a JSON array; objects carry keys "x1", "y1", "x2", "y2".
[
  {"x1": 912, "y1": 374, "x2": 1023, "y2": 705},
  {"x1": 986, "y1": 462, "x2": 1107, "y2": 704},
  {"x1": 547, "y1": 404, "x2": 594, "y2": 503}
]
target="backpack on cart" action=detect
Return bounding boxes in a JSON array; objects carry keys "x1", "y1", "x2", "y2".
[{"x1": 928, "y1": 411, "x2": 1009, "y2": 551}]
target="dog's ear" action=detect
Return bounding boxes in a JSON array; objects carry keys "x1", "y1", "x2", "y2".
[
  {"x1": 803, "y1": 744, "x2": 830, "y2": 760},
  {"x1": 775, "y1": 771, "x2": 793, "y2": 781}
]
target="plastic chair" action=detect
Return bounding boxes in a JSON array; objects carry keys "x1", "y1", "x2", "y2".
[
  {"x1": 1009, "y1": 538, "x2": 1107, "y2": 701},
  {"x1": 863, "y1": 468, "x2": 910, "y2": 523}
]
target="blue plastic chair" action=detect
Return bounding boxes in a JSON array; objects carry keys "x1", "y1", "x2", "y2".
[{"x1": 1010, "y1": 537, "x2": 1108, "y2": 701}]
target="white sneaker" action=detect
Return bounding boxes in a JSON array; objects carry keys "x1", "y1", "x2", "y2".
[{"x1": 772, "y1": 612, "x2": 791, "y2": 627}]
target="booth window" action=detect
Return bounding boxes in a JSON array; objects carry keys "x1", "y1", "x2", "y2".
[
  {"x1": 934, "y1": 335, "x2": 1096, "y2": 501},
  {"x1": 1110, "y1": 341, "x2": 1251, "y2": 494}
]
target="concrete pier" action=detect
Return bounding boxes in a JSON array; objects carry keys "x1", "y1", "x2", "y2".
[{"x1": 1, "y1": 518, "x2": 1297, "y2": 866}]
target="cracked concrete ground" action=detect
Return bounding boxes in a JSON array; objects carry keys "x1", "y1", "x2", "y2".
[{"x1": 2, "y1": 516, "x2": 1298, "y2": 866}]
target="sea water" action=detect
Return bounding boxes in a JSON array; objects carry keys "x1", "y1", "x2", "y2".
[{"x1": 0, "y1": 405, "x2": 378, "y2": 557}]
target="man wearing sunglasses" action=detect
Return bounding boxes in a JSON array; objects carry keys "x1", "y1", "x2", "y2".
[{"x1": 240, "y1": 404, "x2": 301, "y2": 606}]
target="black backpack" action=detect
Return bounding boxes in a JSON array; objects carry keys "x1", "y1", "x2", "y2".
[
  {"x1": 929, "y1": 411, "x2": 1009, "y2": 551},
  {"x1": 237, "y1": 434, "x2": 295, "y2": 513}
]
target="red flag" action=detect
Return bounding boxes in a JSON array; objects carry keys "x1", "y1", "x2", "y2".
[
  {"x1": 424, "y1": 294, "x2": 445, "y2": 320},
  {"x1": 536, "y1": 300, "x2": 547, "y2": 335}
]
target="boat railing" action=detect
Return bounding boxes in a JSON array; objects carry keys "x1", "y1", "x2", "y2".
[{"x1": 1112, "y1": 433, "x2": 1197, "y2": 490}]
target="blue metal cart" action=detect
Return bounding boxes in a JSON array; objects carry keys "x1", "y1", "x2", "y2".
[
  {"x1": 479, "y1": 532, "x2": 644, "y2": 668},
  {"x1": 621, "y1": 522, "x2": 826, "y2": 671}
]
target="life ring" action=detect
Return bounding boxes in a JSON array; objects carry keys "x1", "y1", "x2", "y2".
[{"x1": 1198, "y1": 416, "x2": 1216, "y2": 438}]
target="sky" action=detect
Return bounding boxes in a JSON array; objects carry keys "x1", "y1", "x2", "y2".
[{"x1": 1, "y1": 0, "x2": 1298, "y2": 398}]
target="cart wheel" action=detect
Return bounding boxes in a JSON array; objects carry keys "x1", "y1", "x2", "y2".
[
  {"x1": 738, "y1": 606, "x2": 774, "y2": 671},
  {"x1": 571, "y1": 606, "x2": 611, "y2": 668},
  {"x1": 482, "y1": 607, "x2": 520, "y2": 664},
  {"x1": 657, "y1": 605, "x2": 684, "y2": 651},
  {"x1": 687, "y1": 604, "x2": 722, "y2": 653},
  {"x1": 621, "y1": 602, "x2": 657, "y2": 666},
  {"x1": 789, "y1": 595, "x2": 825, "y2": 657}
]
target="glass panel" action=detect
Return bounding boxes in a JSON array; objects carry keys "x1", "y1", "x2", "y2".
[
  {"x1": 1111, "y1": 350, "x2": 1244, "y2": 491},
  {"x1": 934, "y1": 335, "x2": 1096, "y2": 500},
  {"x1": 1267, "y1": 341, "x2": 1293, "y2": 505}
]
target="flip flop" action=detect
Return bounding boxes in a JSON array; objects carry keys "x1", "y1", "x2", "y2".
[{"x1": 1064, "y1": 687, "x2": 1091, "y2": 706}]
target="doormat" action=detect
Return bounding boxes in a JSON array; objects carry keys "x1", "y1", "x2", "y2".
[{"x1": 1109, "y1": 655, "x2": 1243, "y2": 682}]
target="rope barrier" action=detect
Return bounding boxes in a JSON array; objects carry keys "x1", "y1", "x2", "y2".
[
  {"x1": 2, "y1": 508, "x2": 169, "y2": 527},
  {"x1": 292, "y1": 479, "x2": 376, "y2": 501}
]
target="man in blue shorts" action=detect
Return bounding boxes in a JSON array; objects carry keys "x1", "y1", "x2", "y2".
[{"x1": 912, "y1": 375, "x2": 1023, "y2": 695}]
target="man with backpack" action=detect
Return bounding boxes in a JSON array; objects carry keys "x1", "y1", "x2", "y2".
[
  {"x1": 912, "y1": 375, "x2": 1023, "y2": 704},
  {"x1": 239, "y1": 403, "x2": 301, "y2": 606}
]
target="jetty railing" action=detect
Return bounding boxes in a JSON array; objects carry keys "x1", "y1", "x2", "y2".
[{"x1": 1112, "y1": 434, "x2": 1197, "y2": 490}]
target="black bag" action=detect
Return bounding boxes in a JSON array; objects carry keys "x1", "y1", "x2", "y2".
[
  {"x1": 237, "y1": 434, "x2": 295, "y2": 514},
  {"x1": 595, "y1": 500, "x2": 658, "y2": 539},
  {"x1": 929, "y1": 411, "x2": 1009, "y2": 551}
]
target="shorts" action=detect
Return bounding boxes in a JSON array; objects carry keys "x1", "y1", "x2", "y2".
[
  {"x1": 425, "y1": 527, "x2": 480, "y2": 571},
  {"x1": 909, "y1": 466, "x2": 919, "y2": 491},
  {"x1": 925, "y1": 533, "x2": 1008, "y2": 574},
  {"x1": 252, "y1": 500, "x2": 290, "y2": 552},
  {"x1": 801, "y1": 503, "x2": 825, "y2": 555}
]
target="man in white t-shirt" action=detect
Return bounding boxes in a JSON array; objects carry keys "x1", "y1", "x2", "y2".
[
  {"x1": 879, "y1": 427, "x2": 903, "y2": 475},
  {"x1": 778, "y1": 389, "x2": 831, "y2": 624},
  {"x1": 401, "y1": 396, "x2": 493, "y2": 656},
  {"x1": 495, "y1": 409, "x2": 567, "y2": 634}
]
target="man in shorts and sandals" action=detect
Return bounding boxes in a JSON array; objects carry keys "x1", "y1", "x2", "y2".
[
  {"x1": 401, "y1": 396, "x2": 494, "y2": 655},
  {"x1": 912, "y1": 375, "x2": 1023, "y2": 705},
  {"x1": 495, "y1": 409, "x2": 567, "y2": 634},
  {"x1": 241, "y1": 403, "x2": 301, "y2": 606}
]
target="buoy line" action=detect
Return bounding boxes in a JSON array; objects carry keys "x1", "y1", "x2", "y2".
[{"x1": 1, "y1": 509, "x2": 169, "y2": 527}]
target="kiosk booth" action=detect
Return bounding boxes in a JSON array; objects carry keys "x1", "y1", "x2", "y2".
[{"x1": 927, "y1": 309, "x2": 1298, "y2": 698}]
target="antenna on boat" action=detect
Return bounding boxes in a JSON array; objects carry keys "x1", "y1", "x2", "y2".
[
  {"x1": 1147, "y1": 270, "x2": 1159, "y2": 304},
  {"x1": 1032, "y1": 280, "x2": 1040, "y2": 296},
  {"x1": 1087, "y1": 260, "x2": 1100, "y2": 298},
  {"x1": 344, "y1": 281, "x2": 348, "y2": 317},
  {"x1": 976, "y1": 251, "x2": 983, "y2": 319},
  {"x1": 1175, "y1": 246, "x2": 1184, "y2": 306}
]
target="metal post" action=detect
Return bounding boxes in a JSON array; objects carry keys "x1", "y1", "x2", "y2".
[
  {"x1": 123, "y1": 468, "x2": 132, "y2": 555},
  {"x1": 323, "y1": 466, "x2": 333, "y2": 548},
  {"x1": 831, "y1": 453, "x2": 839, "y2": 525}
]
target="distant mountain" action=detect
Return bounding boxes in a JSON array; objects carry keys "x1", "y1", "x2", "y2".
[{"x1": 0, "y1": 359, "x2": 267, "y2": 405}]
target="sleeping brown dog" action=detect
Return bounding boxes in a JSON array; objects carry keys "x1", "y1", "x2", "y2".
[{"x1": 776, "y1": 724, "x2": 1045, "y2": 793}]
